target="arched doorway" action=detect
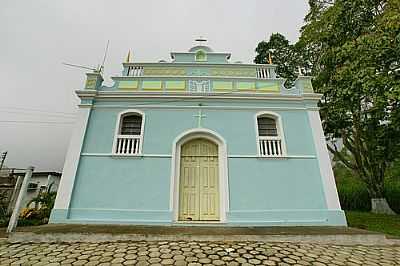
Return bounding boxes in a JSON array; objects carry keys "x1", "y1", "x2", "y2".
[
  {"x1": 178, "y1": 138, "x2": 220, "y2": 221},
  {"x1": 170, "y1": 128, "x2": 229, "y2": 223}
]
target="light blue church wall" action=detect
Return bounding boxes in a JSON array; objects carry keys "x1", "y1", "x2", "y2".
[
  {"x1": 69, "y1": 157, "x2": 172, "y2": 222},
  {"x1": 82, "y1": 99, "x2": 316, "y2": 156},
  {"x1": 58, "y1": 97, "x2": 345, "y2": 225}
]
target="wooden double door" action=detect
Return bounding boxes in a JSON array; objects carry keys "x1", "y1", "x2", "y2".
[{"x1": 178, "y1": 138, "x2": 220, "y2": 221}]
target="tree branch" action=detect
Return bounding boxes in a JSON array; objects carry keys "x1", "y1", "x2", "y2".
[{"x1": 327, "y1": 143, "x2": 357, "y2": 170}]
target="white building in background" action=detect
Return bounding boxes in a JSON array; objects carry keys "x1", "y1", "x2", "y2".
[
  {"x1": 23, "y1": 172, "x2": 61, "y2": 208},
  {"x1": 2, "y1": 171, "x2": 61, "y2": 212}
]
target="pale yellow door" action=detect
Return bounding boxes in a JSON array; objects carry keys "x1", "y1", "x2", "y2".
[{"x1": 179, "y1": 138, "x2": 220, "y2": 221}]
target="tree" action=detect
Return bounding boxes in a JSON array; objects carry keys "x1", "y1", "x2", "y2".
[
  {"x1": 254, "y1": 33, "x2": 299, "y2": 88},
  {"x1": 299, "y1": 0, "x2": 400, "y2": 214}
]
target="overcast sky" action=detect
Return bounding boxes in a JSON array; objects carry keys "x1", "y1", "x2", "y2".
[{"x1": 0, "y1": 0, "x2": 309, "y2": 172}]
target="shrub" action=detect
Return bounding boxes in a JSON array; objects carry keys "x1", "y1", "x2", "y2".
[
  {"x1": 17, "y1": 218, "x2": 43, "y2": 227},
  {"x1": 18, "y1": 184, "x2": 57, "y2": 226},
  {"x1": 385, "y1": 179, "x2": 400, "y2": 214},
  {"x1": 334, "y1": 163, "x2": 400, "y2": 213}
]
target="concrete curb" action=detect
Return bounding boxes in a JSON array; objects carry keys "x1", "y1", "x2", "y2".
[{"x1": 8, "y1": 232, "x2": 400, "y2": 246}]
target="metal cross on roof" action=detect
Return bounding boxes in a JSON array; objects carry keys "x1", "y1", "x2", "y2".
[{"x1": 195, "y1": 36, "x2": 207, "y2": 44}]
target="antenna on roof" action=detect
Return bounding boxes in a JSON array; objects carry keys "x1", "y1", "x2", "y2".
[
  {"x1": 99, "y1": 40, "x2": 110, "y2": 73},
  {"x1": 62, "y1": 62, "x2": 97, "y2": 72},
  {"x1": 62, "y1": 40, "x2": 110, "y2": 74}
]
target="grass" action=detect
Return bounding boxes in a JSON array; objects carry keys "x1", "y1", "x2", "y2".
[{"x1": 346, "y1": 211, "x2": 400, "y2": 238}]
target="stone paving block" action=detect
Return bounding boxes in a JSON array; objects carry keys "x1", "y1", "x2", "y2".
[{"x1": 0, "y1": 240, "x2": 398, "y2": 266}]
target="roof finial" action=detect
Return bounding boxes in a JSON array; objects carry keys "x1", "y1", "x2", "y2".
[
  {"x1": 268, "y1": 53, "x2": 273, "y2": 64},
  {"x1": 125, "y1": 50, "x2": 131, "y2": 63}
]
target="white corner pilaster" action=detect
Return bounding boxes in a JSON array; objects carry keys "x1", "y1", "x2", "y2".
[
  {"x1": 53, "y1": 107, "x2": 91, "y2": 211},
  {"x1": 308, "y1": 110, "x2": 342, "y2": 210}
]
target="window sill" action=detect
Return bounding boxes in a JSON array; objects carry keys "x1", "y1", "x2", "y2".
[
  {"x1": 257, "y1": 155, "x2": 287, "y2": 159},
  {"x1": 111, "y1": 154, "x2": 143, "y2": 159},
  {"x1": 256, "y1": 155, "x2": 316, "y2": 159}
]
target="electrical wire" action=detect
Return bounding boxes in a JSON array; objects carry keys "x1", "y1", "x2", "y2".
[
  {"x1": 0, "y1": 120, "x2": 74, "y2": 124},
  {"x1": 0, "y1": 106, "x2": 76, "y2": 115},
  {"x1": 0, "y1": 89, "x2": 266, "y2": 124},
  {"x1": 0, "y1": 110, "x2": 77, "y2": 118}
]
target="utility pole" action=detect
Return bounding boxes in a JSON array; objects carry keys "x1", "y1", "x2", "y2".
[
  {"x1": 7, "y1": 175, "x2": 23, "y2": 215},
  {"x1": 7, "y1": 166, "x2": 34, "y2": 233},
  {"x1": 0, "y1": 151, "x2": 7, "y2": 171}
]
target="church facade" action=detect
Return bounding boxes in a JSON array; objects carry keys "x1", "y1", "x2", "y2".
[{"x1": 50, "y1": 44, "x2": 347, "y2": 226}]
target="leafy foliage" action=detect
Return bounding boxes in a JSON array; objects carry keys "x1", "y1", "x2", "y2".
[
  {"x1": 255, "y1": 0, "x2": 400, "y2": 213},
  {"x1": 335, "y1": 164, "x2": 372, "y2": 211},
  {"x1": 301, "y1": 0, "x2": 400, "y2": 206},
  {"x1": 21, "y1": 184, "x2": 56, "y2": 223},
  {"x1": 0, "y1": 190, "x2": 10, "y2": 224},
  {"x1": 335, "y1": 163, "x2": 400, "y2": 213},
  {"x1": 254, "y1": 33, "x2": 299, "y2": 88}
]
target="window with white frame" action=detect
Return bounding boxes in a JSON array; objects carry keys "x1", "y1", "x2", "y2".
[
  {"x1": 114, "y1": 112, "x2": 144, "y2": 155},
  {"x1": 257, "y1": 115, "x2": 284, "y2": 157}
]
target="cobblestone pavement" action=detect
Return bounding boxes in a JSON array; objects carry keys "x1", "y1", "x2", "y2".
[{"x1": 0, "y1": 241, "x2": 399, "y2": 266}]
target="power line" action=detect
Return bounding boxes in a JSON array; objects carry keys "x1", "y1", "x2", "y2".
[
  {"x1": 0, "y1": 90, "x2": 274, "y2": 121},
  {"x1": 0, "y1": 120, "x2": 74, "y2": 124},
  {"x1": 0, "y1": 110, "x2": 77, "y2": 118},
  {"x1": 0, "y1": 106, "x2": 76, "y2": 115}
]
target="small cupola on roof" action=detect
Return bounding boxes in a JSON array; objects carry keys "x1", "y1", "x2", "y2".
[
  {"x1": 188, "y1": 45, "x2": 214, "y2": 53},
  {"x1": 170, "y1": 38, "x2": 231, "y2": 64}
]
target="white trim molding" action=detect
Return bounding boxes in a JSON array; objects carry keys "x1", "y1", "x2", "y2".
[
  {"x1": 122, "y1": 62, "x2": 276, "y2": 68},
  {"x1": 95, "y1": 91, "x2": 323, "y2": 102},
  {"x1": 170, "y1": 128, "x2": 229, "y2": 223},
  {"x1": 54, "y1": 107, "x2": 91, "y2": 210},
  {"x1": 112, "y1": 109, "x2": 145, "y2": 156},
  {"x1": 80, "y1": 153, "x2": 316, "y2": 159},
  {"x1": 254, "y1": 111, "x2": 287, "y2": 157},
  {"x1": 307, "y1": 110, "x2": 342, "y2": 210},
  {"x1": 92, "y1": 105, "x2": 316, "y2": 111}
]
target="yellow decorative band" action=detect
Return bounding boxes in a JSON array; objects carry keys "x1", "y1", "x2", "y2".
[
  {"x1": 165, "y1": 81, "x2": 186, "y2": 91},
  {"x1": 213, "y1": 81, "x2": 233, "y2": 91},
  {"x1": 142, "y1": 81, "x2": 162, "y2": 90},
  {"x1": 143, "y1": 67, "x2": 186, "y2": 76},
  {"x1": 118, "y1": 80, "x2": 138, "y2": 90},
  {"x1": 211, "y1": 68, "x2": 256, "y2": 77},
  {"x1": 237, "y1": 82, "x2": 256, "y2": 91},
  {"x1": 256, "y1": 82, "x2": 280, "y2": 93}
]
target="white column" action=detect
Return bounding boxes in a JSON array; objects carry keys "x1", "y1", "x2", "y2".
[
  {"x1": 308, "y1": 110, "x2": 342, "y2": 209},
  {"x1": 53, "y1": 107, "x2": 91, "y2": 210},
  {"x1": 7, "y1": 166, "x2": 34, "y2": 233}
]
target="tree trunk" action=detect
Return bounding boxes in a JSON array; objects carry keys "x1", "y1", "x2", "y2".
[{"x1": 371, "y1": 198, "x2": 396, "y2": 215}]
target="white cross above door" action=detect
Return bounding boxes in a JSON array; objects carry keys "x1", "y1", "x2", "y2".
[{"x1": 193, "y1": 109, "x2": 207, "y2": 128}]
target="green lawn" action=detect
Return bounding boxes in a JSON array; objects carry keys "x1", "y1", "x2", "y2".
[{"x1": 346, "y1": 211, "x2": 400, "y2": 238}]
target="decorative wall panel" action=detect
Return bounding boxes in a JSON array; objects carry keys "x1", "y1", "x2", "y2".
[{"x1": 118, "y1": 80, "x2": 139, "y2": 90}]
